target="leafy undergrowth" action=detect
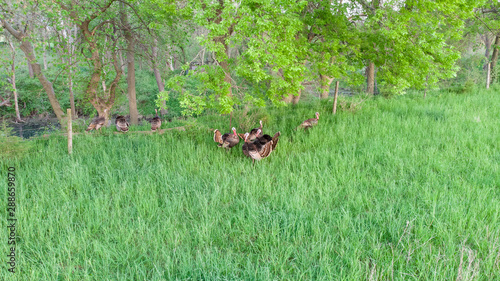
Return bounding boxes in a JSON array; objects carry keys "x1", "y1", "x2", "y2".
[{"x1": 1, "y1": 90, "x2": 499, "y2": 280}]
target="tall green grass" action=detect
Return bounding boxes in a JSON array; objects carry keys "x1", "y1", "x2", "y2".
[{"x1": 1, "y1": 89, "x2": 499, "y2": 280}]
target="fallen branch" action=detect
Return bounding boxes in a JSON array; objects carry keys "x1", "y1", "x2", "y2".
[
  {"x1": 0, "y1": 98, "x2": 12, "y2": 107},
  {"x1": 36, "y1": 126, "x2": 186, "y2": 138}
]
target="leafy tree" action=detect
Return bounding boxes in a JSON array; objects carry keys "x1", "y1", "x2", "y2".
[
  {"x1": 132, "y1": 0, "x2": 190, "y2": 115},
  {"x1": 354, "y1": 0, "x2": 478, "y2": 95},
  {"x1": 59, "y1": 0, "x2": 123, "y2": 124},
  {"x1": 0, "y1": 33, "x2": 22, "y2": 121},
  {"x1": 471, "y1": 1, "x2": 500, "y2": 82},
  {"x1": 1, "y1": 1, "x2": 67, "y2": 123},
  {"x1": 120, "y1": 1, "x2": 139, "y2": 125},
  {"x1": 299, "y1": 1, "x2": 363, "y2": 99}
]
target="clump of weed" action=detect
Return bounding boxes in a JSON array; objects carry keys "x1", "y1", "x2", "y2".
[
  {"x1": 0, "y1": 121, "x2": 32, "y2": 159},
  {"x1": 233, "y1": 107, "x2": 269, "y2": 132},
  {"x1": 338, "y1": 94, "x2": 369, "y2": 113}
]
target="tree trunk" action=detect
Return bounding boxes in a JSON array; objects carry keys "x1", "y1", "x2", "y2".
[
  {"x1": 366, "y1": 61, "x2": 375, "y2": 94},
  {"x1": 27, "y1": 59, "x2": 34, "y2": 78},
  {"x1": 68, "y1": 57, "x2": 77, "y2": 119},
  {"x1": 67, "y1": 25, "x2": 77, "y2": 119},
  {"x1": 8, "y1": 39, "x2": 21, "y2": 122},
  {"x1": 121, "y1": 3, "x2": 139, "y2": 125},
  {"x1": 119, "y1": 50, "x2": 125, "y2": 72},
  {"x1": 1, "y1": 19, "x2": 66, "y2": 123},
  {"x1": 43, "y1": 27, "x2": 48, "y2": 70},
  {"x1": 283, "y1": 89, "x2": 302, "y2": 104},
  {"x1": 292, "y1": 89, "x2": 301, "y2": 104},
  {"x1": 283, "y1": 94, "x2": 293, "y2": 103},
  {"x1": 490, "y1": 34, "x2": 500, "y2": 83},
  {"x1": 152, "y1": 38, "x2": 168, "y2": 115},
  {"x1": 319, "y1": 73, "x2": 334, "y2": 99},
  {"x1": 77, "y1": 19, "x2": 121, "y2": 126},
  {"x1": 484, "y1": 33, "x2": 492, "y2": 59}
]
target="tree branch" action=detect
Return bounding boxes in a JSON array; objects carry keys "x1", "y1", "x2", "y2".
[
  {"x1": 91, "y1": 20, "x2": 114, "y2": 36},
  {"x1": 474, "y1": 14, "x2": 495, "y2": 34},
  {"x1": 356, "y1": 0, "x2": 375, "y2": 14},
  {"x1": 0, "y1": 17, "x2": 24, "y2": 40}
]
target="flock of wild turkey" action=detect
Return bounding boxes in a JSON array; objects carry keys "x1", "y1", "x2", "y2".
[
  {"x1": 214, "y1": 111, "x2": 320, "y2": 162},
  {"x1": 85, "y1": 109, "x2": 162, "y2": 133},
  {"x1": 86, "y1": 109, "x2": 319, "y2": 163}
]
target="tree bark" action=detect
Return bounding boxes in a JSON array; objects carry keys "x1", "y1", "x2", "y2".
[
  {"x1": 319, "y1": 73, "x2": 334, "y2": 99},
  {"x1": 121, "y1": 3, "x2": 139, "y2": 125},
  {"x1": 484, "y1": 33, "x2": 492, "y2": 59},
  {"x1": 213, "y1": 36, "x2": 233, "y2": 97},
  {"x1": 283, "y1": 89, "x2": 302, "y2": 104},
  {"x1": 79, "y1": 21, "x2": 120, "y2": 124},
  {"x1": 27, "y1": 59, "x2": 34, "y2": 78},
  {"x1": 490, "y1": 34, "x2": 500, "y2": 83},
  {"x1": 152, "y1": 38, "x2": 168, "y2": 115},
  {"x1": 43, "y1": 27, "x2": 48, "y2": 70},
  {"x1": 119, "y1": 50, "x2": 126, "y2": 72},
  {"x1": 366, "y1": 61, "x2": 375, "y2": 94},
  {"x1": 67, "y1": 25, "x2": 77, "y2": 119},
  {"x1": 68, "y1": 56, "x2": 77, "y2": 118},
  {"x1": 292, "y1": 89, "x2": 301, "y2": 104},
  {"x1": 7, "y1": 39, "x2": 21, "y2": 122},
  {"x1": 1, "y1": 18, "x2": 66, "y2": 123}
]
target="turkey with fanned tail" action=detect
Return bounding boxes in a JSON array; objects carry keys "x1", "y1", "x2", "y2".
[
  {"x1": 151, "y1": 109, "x2": 162, "y2": 131},
  {"x1": 115, "y1": 115, "x2": 129, "y2": 132},
  {"x1": 214, "y1": 127, "x2": 240, "y2": 151},
  {"x1": 242, "y1": 129, "x2": 281, "y2": 163}
]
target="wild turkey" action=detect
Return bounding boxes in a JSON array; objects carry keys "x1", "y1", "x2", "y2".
[
  {"x1": 242, "y1": 130, "x2": 281, "y2": 163},
  {"x1": 86, "y1": 109, "x2": 107, "y2": 132},
  {"x1": 248, "y1": 120, "x2": 263, "y2": 141},
  {"x1": 296, "y1": 112, "x2": 320, "y2": 130},
  {"x1": 239, "y1": 120, "x2": 263, "y2": 141},
  {"x1": 115, "y1": 115, "x2": 129, "y2": 132},
  {"x1": 151, "y1": 109, "x2": 161, "y2": 131},
  {"x1": 255, "y1": 130, "x2": 280, "y2": 151},
  {"x1": 214, "y1": 127, "x2": 240, "y2": 150}
]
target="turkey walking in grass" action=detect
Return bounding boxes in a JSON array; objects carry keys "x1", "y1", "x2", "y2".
[
  {"x1": 296, "y1": 112, "x2": 319, "y2": 130},
  {"x1": 214, "y1": 127, "x2": 240, "y2": 151},
  {"x1": 115, "y1": 115, "x2": 129, "y2": 132},
  {"x1": 86, "y1": 109, "x2": 107, "y2": 132}
]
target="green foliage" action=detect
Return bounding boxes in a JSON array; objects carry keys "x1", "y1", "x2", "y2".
[
  {"x1": 1, "y1": 0, "x2": 498, "y2": 123},
  {"x1": 179, "y1": 93, "x2": 206, "y2": 116},
  {"x1": 359, "y1": 0, "x2": 476, "y2": 95}
]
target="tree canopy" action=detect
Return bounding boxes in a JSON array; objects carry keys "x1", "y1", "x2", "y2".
[{"x1": 0, "y1": 0, "x2": 495, "y2": 123}]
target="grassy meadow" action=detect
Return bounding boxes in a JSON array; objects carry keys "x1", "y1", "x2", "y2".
[{"x1": 1, "y1": 89, "x2": 499, "y2": 280}]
